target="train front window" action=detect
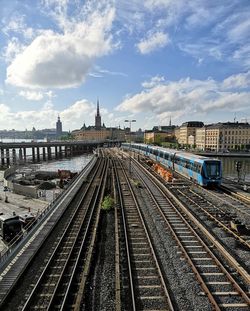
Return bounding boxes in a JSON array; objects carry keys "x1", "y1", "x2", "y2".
[{"x1": 206, "y1": 162, "x2": 220, "y2": 177}]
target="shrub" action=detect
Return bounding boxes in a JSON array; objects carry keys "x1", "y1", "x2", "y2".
[{"x1": 101, "y1": 195, "x2": 114, "y2": 211}]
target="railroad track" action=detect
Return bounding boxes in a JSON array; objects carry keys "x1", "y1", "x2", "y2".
[
  {"x1": 129, "y1": 157, "x2": 250, "y2": 310},
  {"x1": 168, "y1": 186, "x2": 250, "y2": 250},
  {"x1": 113, "y1": 156, "x2": 174, "y2": 311},
  {"x1": 137, "y1": 154, "x2": 250, "y2": 250},
  {"x1": 0, "y1": 157, "x2": 109, "y2": 310}
]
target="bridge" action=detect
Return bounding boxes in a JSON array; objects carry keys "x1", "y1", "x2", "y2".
[{"x1": 0, "y1": 140, "x2": 121, "y2": 167}]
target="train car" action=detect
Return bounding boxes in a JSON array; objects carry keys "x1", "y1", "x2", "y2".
[
  {"x1": 121, "y1": 143, "x2": 222, "y2": 187},
  {"x1": 172, "y1": 151, "x2": 221, "y2": 186},
  {"x1": 0, "y1": 213, "x2": 23, "y2": 242},
  {"x1": 19, "y1": 212, "x2": 36, "y2": 231}
]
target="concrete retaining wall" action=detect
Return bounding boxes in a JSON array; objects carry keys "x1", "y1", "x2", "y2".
[
  {"x1": 3, "y1": 165, "x2": 38, "y2": 198},
  {"x1": 12, "y1": 183, "x2": 37, "y2": 198}
]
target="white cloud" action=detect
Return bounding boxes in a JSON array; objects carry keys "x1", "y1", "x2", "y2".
[
  {"x1": 233, "y1": 45, "x2": 250, "y2": 69},
  {"x1": 5, "y1": 4, "x2": 116, "y2": 89},
  {"x1": 116, "y1": 73, "x2": 250, "y2": 121},
  {"x1": 89, "y1": 66, "x2": 127, "y2": 78},
  {"x1": 61, "y1": 100, "x2": 94, "y2": 126},
  {"x1": 2, "y1": 38, "x2": 25, "y2": 63},
  {"x1": 2, "y1": 13, "x2": 35, "y2": 39},
  {"x1": 142, "y1": 76, "x2": 165, "y2": 88},
  {"x1": 0, "y1": 103, "x2": 11, "y2": 115},
  {"x1": 19, "y1": 90, "x2": 44, "y2": 101},
  {"x1": 222, "y1": 71, "x2": 250, "y2": 89},
  {"x1": 137, "y1": 31, "x2": 170, "y2": 54},
  {"x1": 0, "y1": 99, "x2": 96, "y2": 130}
]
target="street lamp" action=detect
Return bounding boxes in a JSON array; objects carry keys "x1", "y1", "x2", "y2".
[{"x1": 125, "y1": 119, "x2": 136, "y2": 174}]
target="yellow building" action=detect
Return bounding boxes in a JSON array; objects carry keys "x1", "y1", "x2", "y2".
[
  {"x1": 144, "y1": 126, "x2": 176, "y2": 144},
  {"x1": 178, "y1": 121, "x2": 204, "y2": 145},
  {"x1": 72, "y1": 128, "x2": 110, "y2": 140},
  {"x1": 196, "y1": 127, "x2": 206, "y2": 150},
  {"x1": 72, "y1": 100, "x2": 125, "y2": 141},
  {"x1": 205, "y1": 122, "x2": 250, "y2": 151}
]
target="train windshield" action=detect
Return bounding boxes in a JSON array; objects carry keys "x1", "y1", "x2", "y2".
[{"x1": 206, "y1": 161, "x2": 221, "y2": 177}]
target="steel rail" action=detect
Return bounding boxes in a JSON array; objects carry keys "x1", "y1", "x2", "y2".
[
  {"x1": 176, "y1": 188, "x2": 250, "y2": 250},
  {"x1": 113, "y1": 158, "x2": 136, "y2": 311},
  {"x1": 0, "y1": 157, "x2": 100, "y2": 309},
  {"x1": 20, "y1": 159, "x2": 106, "y2": 310},
  {"x1": 206, "y1": 186, "x2": 250, "y2": 215},
  {"x1": 69, "y1": 158, "x2": 109, "y2": 311},
  {"x1": 115, "y1": 156, "x2": 175, "y2": 311},
  {"x1": 131, "y1": 157, "x2": 250, "y2": 308},
  {"x1": 133, "y1": 159, "x2": 250, "y2": 284},
  {"x1": 220, "y1": 184, "x2": 250, "y2": 205},
  {"x1": 113, "y1": 165, "x2": 122, "y2": 311}
]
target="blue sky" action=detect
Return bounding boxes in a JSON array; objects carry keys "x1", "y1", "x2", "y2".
[{"x1": 0, "y1": 0, "x2": 249, "y2": 131}]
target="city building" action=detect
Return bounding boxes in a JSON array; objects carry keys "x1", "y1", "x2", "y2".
[
  {"x1": 124, "y1": 128, "x2": 144, "y2": 143},
  {"x1": 195, "y1": 127, "x2": 206, "y2": 150},
  {"x1": 178, "y1": 121, "x2": 204, "y2": 146},
  {"x1": 144, "y1": 125, "x2": 176, "y2": 144},
  {"x1": 204, "y1": 122, "x2": 250, "y2": 151},
  {"x1": 72, "y1": 100, "x2": 125, "y2": 141}
]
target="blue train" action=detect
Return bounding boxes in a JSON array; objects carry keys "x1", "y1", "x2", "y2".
[{"x1": 122, "y1": 143, "x2": 222, "y2": 187}]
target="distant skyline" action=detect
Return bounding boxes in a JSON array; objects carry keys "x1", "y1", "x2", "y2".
[{"x1": 0, "y1": 0, "x2": 249, "y2": 131}]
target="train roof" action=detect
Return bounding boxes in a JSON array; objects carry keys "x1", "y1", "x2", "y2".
[
  {"x1": 0, "y1": 213, "x2": 20, "y2": 221},
  {"x1": 127, "y1": 143, "x2": 220, "y2": 163},
  {"x1": 174, "y1": 151, "x2": 219, "y2": 163}
]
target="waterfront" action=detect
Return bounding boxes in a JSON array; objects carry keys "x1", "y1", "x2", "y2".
[
  {"x1": 29, "y1": 154, "x2": 93, "y2": 173},
  {"x1": 1, "y1": 139, "x2": 93, "y2": 172},
  {"x1": 1, "y1": 139, "x2": 249, "y2": 181},
  {"x1": 219, "y1": 156, "x2": 250, "y2": 182}
]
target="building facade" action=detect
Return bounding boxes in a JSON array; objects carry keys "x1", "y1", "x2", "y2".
[
  {"x1": 205, "y1": 122, "x2": 250, "y2": 151},
  {"x1": 195, "y1": 127, "x2": 206, "y2": 150},
  {"x1": 178, "y1": 121, "x2": 204, "y2": 146},
  {"x1": 72, "y1": 100, "x2": 125, "y2": 141},
  {"x1": 144, "y1": 125, "x2": 176, "y2": 144}
]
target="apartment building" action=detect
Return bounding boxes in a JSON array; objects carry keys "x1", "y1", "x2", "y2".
[
  {"x1": 195, "y1": 127, "x2": 206, "y2": 150},
  {"x1": 144, "y1": 125, "x2": 176, "y2": 144},
  {"x1": 178, "y1": 121, "x2": 204, "y2": 145},
  {"x1": 205, "y1": 122, "x2": 250, "y2": 151}
]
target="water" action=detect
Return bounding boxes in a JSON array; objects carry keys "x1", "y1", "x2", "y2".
[
  {"x1": 30, "y1": 154, "x2": 93, "y2": 173},
  {"x1": 1, "y1": 138, "x2": 93, "y2": 172},
  {"x1": 219, "y1": 156, "x2": 250, "y2": 182},
  {"x1": 1, "y1": 139, "x2": 249, "y2": 180}
]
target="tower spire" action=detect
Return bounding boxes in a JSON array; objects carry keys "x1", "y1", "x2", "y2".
[
  {"x1": 97, "y1": 98, "x2": 100, "y2": 116},
  {"x1": 95, "y1": 98, "x2": 101, "y2": 129}
]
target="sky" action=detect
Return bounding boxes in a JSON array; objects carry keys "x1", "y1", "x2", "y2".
[{"x1": 0, "y1": 0, "x2": 250, "y2": 132}]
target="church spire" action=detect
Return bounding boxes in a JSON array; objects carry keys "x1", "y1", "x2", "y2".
[
  {"x1": 95, "y1": 98, "x2": 101, "y2": 129},
  {"x1": 97, "y1": 98, "x2": 100, "y2": 117}
]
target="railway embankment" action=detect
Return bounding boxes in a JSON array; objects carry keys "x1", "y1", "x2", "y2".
[{"x1": 0, "y1": 150, "x2": 250, "y2": 310}]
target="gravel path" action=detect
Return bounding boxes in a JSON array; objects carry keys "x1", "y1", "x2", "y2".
[{"x1": 84, "y1": 210, "x2": 116, "y2": 311}]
